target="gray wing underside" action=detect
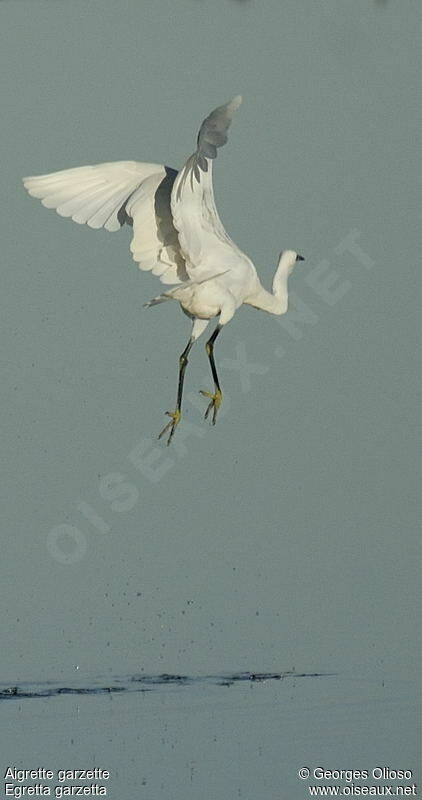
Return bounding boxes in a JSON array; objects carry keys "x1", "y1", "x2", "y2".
[
  {"x1": 171, "y1": 96, "x2": 248, "y2": 281},
  {"x1": 175, "y1": 95, "x2": 242, "y2": 199}
]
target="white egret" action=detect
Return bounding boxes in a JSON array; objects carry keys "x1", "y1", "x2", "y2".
[{"x1": 23, "y1": 97, "x2": 304, "y2": 444}]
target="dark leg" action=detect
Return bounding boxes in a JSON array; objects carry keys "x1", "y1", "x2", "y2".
[
  {"x1": 200, "y1": 324, "x2": 223, "y2": 425},
  {"x1": 158, "y1": 336, "x2": 195, "y2": 445}
]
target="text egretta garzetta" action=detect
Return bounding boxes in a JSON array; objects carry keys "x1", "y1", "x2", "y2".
[{"x1": 23, "y1": 97, "x2": 304, "y2": 444}]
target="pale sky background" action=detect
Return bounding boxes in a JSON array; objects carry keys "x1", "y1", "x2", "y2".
[{"x1": 1, "y1": 1, "x2": 421, "y2": 797}]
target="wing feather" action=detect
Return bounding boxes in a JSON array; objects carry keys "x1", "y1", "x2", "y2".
[
  {"x1": 23, "y1": 161, "x2": 188, "y2": 283},
  {"x1": 170, "y1": 96, "x2": 248, "y2": 282},
  {"x1": 23, "y1": 100, "x2": 246, "y2": 289}
]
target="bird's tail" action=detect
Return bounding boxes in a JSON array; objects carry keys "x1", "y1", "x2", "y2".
[
  {"x1": 143, "y1": 293, "x2": 172, "y2": 308},
  {"x1": 143, "y1": 280, "x2": 194, "y2": 308}
]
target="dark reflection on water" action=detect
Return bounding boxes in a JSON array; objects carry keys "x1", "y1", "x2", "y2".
[{"x1": 0, "y1": 670, "x2": 334, "y2": 700}]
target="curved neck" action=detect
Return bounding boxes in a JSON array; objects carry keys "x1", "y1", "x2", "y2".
[
  {"x1": 272, "y1": 257, "x2": 290, "y2": 298},
  {"x1": 244, "y1": 259, "x2": 290, "y2": 315}
]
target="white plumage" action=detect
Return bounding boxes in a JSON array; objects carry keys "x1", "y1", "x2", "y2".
[{"x1": 23, "y1": 97, "x2": 303, "y2": 443}]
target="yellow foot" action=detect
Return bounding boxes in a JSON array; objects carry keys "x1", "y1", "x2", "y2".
[
  {"x1": 158, "y1": 409, "x2": 181, "y2": 446},
  {"x1": 199, "y1": 388, "x2": 222, "y2": 425}
]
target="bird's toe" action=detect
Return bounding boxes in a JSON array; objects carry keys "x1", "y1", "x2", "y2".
[
  {"x1": 199, "y1": 389, "x2": 222, "y2": 425},
  {"x1": 158, "y1": 409, "x2": 181, "y2": 445}
]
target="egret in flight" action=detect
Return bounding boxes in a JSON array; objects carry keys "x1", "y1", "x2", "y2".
[{"x1": 23, "y1": 97, "x2": 303, "y2": 444}]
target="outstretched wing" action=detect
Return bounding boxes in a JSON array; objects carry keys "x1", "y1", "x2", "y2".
[
  {"x1": 23, "y1": 161, "x2": 188, "y2": 284},
  {"x1": 171, "y1": 96, "x2": 250, "y2": 282}
]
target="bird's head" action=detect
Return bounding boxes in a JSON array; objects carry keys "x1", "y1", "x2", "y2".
[{"x1": 278, "y1": 249, "x2": 305, "y2": 275}]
